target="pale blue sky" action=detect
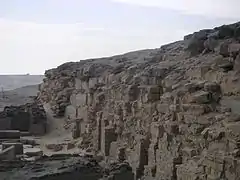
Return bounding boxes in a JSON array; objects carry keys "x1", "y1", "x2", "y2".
[{"x1": 0, "y1": 0, "x2": 239, "y2": 74}]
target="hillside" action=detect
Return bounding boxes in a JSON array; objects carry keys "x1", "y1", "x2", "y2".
[
  {"x1": 0, "y1": 75, "x2": 43, "y2": 111},
  {"x1": 0, "y1": 75, "x2": 43, "y2": 91}
]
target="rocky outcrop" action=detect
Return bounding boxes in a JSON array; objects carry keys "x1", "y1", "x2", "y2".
[
  {"x1": 0, "y1": 100, "x2": 47, "y2": 135},
  {"x1": 39, "y1": 21, "x2": 240, "y2": 179}
]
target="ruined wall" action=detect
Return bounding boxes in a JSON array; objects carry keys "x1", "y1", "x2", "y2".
[
  {"x1": 39, "y1": 22, "x2": 240, "y2": 179},
  {"x1": 0, "y1": 100, "x2": 47, "y2": 135}
]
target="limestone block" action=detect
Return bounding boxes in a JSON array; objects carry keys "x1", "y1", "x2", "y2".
[
  {"x1": 65, "y1": 105, "x2": 76, "y2": 120},
  {"x1": 189, "y1": 91, "x2": 211, "y2": 104},
  {"x1": 29, "y1": 124, "x2": 46, "y2": 136},
  {"x1": 89, "y1": 77, "x2": 98, "y2": 89},
  {"x1": 24, "y1": 147, "x2": 43, "y2": 157},
  {"x1": 204, "y1": 82, "x2": 221, "y2": 93},
  {"x1": 0, "y1": 118, "x2": 11, "y2": 130},
  {"x1": 101, "y1": 127, "x2": 117, "y2": 156},
  {"x1": 181, "y1": 104, "x2": 206, "y2": 115},
  {"x1": 164, "y1": 121, "x2": 179, "y2": 135},
  {"x1": 146, "y1": 86, "x2": 163, "y2": 102},
  {"x1": 127, "y1": 85, "x2": 140, "y2": 101},
  {"x1": 76, "y1": 93, "x2": 88, "y2": 106},
  {"x1": 0, "y1": 130, "x2": 20, "y2": 139},
  {"x1": 72, "y1": 119, "x2": 81, "y2": 139},
  {"x1": 156, "y1": 104, "x2": 169, "y2": 113},
  {"x1": 2, "y1": 142, "x2": 23, "y2": 155},
  {"x1": 109, "y1": 141, "x2": 119, "y2": 160},
  {"x1": 148, "y1": 144, "x2": 157, "y2": 167},
  {"x1": 184, "y1": 81, "x2": 205, "y2": 93},
  {"x1": 0, "y1": 146, "x2": 15, "y2": 160},
  {"x1": 150, "y1": 122, "x2": 164, "y2": 143},
  {"x1": 75, "y1": 78, "x2": 82, "y2": 90}
]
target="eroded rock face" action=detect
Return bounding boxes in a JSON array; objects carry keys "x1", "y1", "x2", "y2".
[
  {"x1": 0, "y1": 100, "x2": 47, "y2": 135},
  {"x1": 39, "y1": 21, "x2": 240, "y2": 179}
]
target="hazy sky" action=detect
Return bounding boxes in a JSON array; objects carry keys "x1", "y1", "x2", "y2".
[{"x1": 0, "y1": 0, "x2": 239, "y2": 74}]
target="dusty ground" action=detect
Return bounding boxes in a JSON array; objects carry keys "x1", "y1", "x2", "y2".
[{"x1": 27, "y1": 103, "x2": 82, "y2": 156}]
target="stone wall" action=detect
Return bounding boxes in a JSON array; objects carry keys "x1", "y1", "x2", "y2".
[
  {"x1": 39, "y1": 22, "x2": 240, "y2": 179},
  {"x1": 0, "y1": 100, "x2": 47, "y2": 136}
]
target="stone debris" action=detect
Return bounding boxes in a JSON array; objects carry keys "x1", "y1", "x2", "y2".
[{"x1": 0, "y1": 130, "x2": 20, "y2": 140}]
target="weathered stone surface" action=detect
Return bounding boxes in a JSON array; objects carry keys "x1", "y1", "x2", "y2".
[
  {"x1": 0, "y1": 145, "x2": 15, "y2": 161},
  {"x1": 0, "y1": 100, "x2": 47, "y2": 135},
  {"x1": 24, "y1": 147, "x2": 43, "y2": 157},
  {"x1": 37, "y1": 21, "x2": 240, "y2": 180},
  {"x1": 0, "y1": 130, "x2": 20, "y2": 139},
  {"x1": 45, "y1": 143, "x2": 64, "y2": 152},
  {"x1": 2, "y1": 142, "x2": 23, "y2": 155}
]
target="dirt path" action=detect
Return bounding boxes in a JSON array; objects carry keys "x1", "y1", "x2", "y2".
[{"x1": 24, "y1": 103, "x2": 82, "y2": 156}]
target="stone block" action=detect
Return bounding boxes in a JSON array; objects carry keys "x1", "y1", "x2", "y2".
[
  {"x1": 147, "y1": 86, "x2": 163, "y2": 102},
  {"x1": 204, "y1": 82, "x2": 221, "y2": 93},
  {"x1": 189, "y1": 91, "x2": 211, "y2": 104},
  {"x1": 0, "y1": 145, "x2": 15, "y2": 160},
  {"x1": 0, "y1": 130, "x2": 20, "y2": 139},
  {"x1": 0, "y1": 118, "x2": 11, "y2": 130},
  {"x1": 76, "y1": 93, "x2": 88, "y2": 106},
  {"x1": 24, "y1": 147, "x2": 43, "y2": 157},
  {"x1": 156, "y1": 104, "x2": 169, "y2": 113},
  {"x1": 101, "y1": 127, "x2": 117, "y2": 156},
  {"x1": 2, "y1": 142, "x2": 23, "y2": 155},
  {"x1": 89, "y1": 77, "x2": 98, "y2": 89},
  {"x1": 151, "y1": 123, "x2": 164, "y2": 143},
  {"x1": 109, "y1": 141, "x2": 118, "y2": 160},
  {"x1": 181, "y1": 104, "x2": 206, "y2": 115}
]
